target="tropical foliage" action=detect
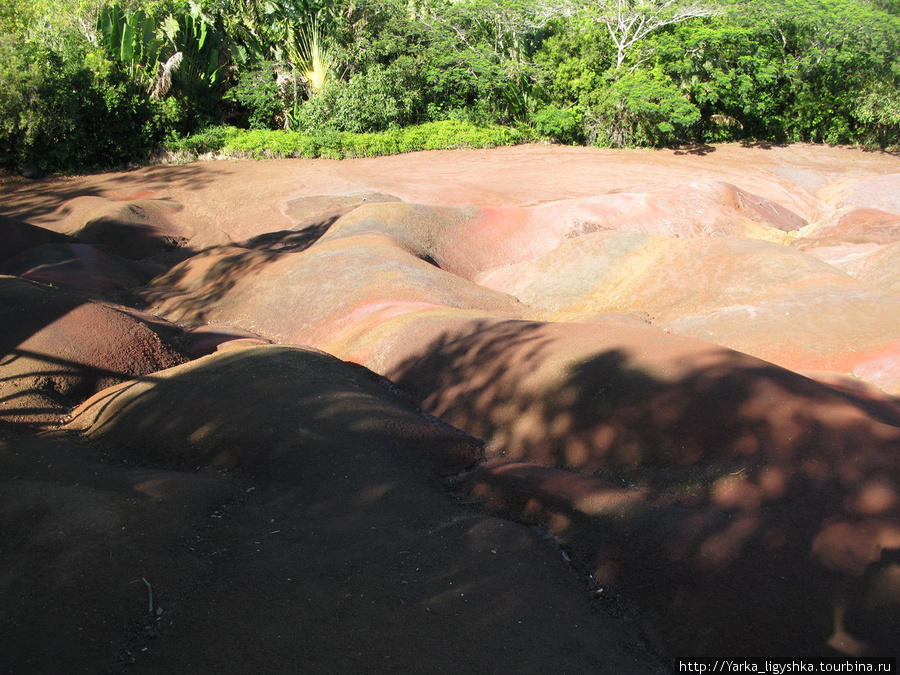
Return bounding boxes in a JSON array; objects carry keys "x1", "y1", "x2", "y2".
[{"x1": 1, "y1": 0, "x2": 898, "y2": 172}]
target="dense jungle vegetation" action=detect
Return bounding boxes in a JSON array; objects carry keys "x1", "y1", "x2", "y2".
[{"x1": 1, "y1": 0, "x2": 899, "y2": 173}]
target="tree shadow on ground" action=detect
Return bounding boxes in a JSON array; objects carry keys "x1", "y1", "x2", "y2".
[
  {"x1": 673, "y1": 143, "x2": 717, "y2": 156},
  {"x1": 0, "y1": 275, "x2": 187, "y2": 428},
  {"x1": 0, "y1": 344, "x2": 666, "y2": 673},
  {"x1": 241, "y1": 216, "x2": 339, "y2": 252},
  {"x1": 134, "y1": 218, "x2": 337, "y2": 323},
  {"x1": 0, "y1": 347, "x2": 169, "y2": 427},
  {"x1": 388, "y1": 319, "x2": 900, "y2": 657},
  {"x1": 739, "y1": 139, "x2": 790, "y2": 150},
  {"x1": 0, "y1": 164, "x2": 226, "y2": 225}
]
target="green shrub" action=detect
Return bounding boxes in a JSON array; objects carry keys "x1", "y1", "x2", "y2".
[
  {"x1": 178, "y1": 120, "x2": 526, "y2": 161},
  {"x1": 292, "y1": 63, "x2": 425, "y2": 134},
  {"x1": 0, "y1": 35, "x2": 167, "y2": 173},
  {"x1": 534, "y1": 106, "x2": 583, "y2": 144},
  {"x1": 420, "y1": 120, "x2": 525, "y2": 149},
  {"x1": 167, "y1": 125, "x2": 239, "y2": 153},
  {"x1": 224, "y1": 129, "x2": 316, "y2": 157},
  {"x1": 223, "y1": 63, "x2": 283, "y2": 130},
  {"x1": 584, "y1": 69, "x2": 701, "y2": 148},
  {"x1": 331, "y1": 131, "x2": 400, "y2": 158}
]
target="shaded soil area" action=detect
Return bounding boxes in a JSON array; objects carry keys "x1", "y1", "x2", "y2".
[
  {"x1": 1, "y1": 143, "x2": 899, "y2": 672},
  {"x1": 1, "y1": 349, "x2": 661, "y2": 674}
]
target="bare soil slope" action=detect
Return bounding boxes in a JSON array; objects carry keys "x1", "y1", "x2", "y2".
[{"x1": 1, "y1": 143, "x2": 899, "y2": 672}]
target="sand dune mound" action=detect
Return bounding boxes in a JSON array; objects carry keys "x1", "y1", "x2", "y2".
[
  {"x1": 281, "y1": 190, "x2": 402, "y2": 229},
  {"x1": 374, "y1": 314, "x2": 900, "y2": 655},
  {"x1": 0, "y1": 242, "x2": 162, "y2": 298},
  {"x1": 460, "y1": 456, "x2": 900, "y2": 657},
  {"x1": 0, "y1": 276, "x2": 188, "y2": 425},
  {"x1": 480, "y1": 230, "x2": 900, "y2": 391},
  {"x1": 54, "y1": 196, "x2": 190, "y2": 259},
  {"x1": 792, "y1": 208, "x2": 900, "y2": 294},
  {"x1": 602, "y1": 181, "x2": 808, "y2": 233},
  {"x1": 143, "y1": 233, "x2": 526, "y2": 348},
  {"x1": 0, "y1": 212, "x2": 76, "y2": 262},
  {"x1": 836, "y1": 240, "x2": 900, "y2": 294},
  {"x1": 2, "y1": 349, "x2": 660, "y2": 673},
  {"x1": 33, "y1": 346, "x2": 662, "y2": 673},
  {"x1": 317, "y1": 181, "x2": 802, "y2": 283},
  {"x1": 798, "y1": 207, "x2": 900, "y2": 246},
  {"x1": 68, "y1": 345, "x2": 482, "y2": 477},
  {"x1": 1, "y1": 145, "x2": 899, "y2": 667}
]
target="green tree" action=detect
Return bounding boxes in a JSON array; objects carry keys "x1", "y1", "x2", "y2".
[
  {"x1": 585, "y1": 66, "x2": 700, "y2": 145},
  {"x1": 0, "y1": 34, "x2": 168, "y2": 172}
]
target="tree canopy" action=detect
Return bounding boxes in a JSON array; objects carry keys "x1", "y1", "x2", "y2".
[{"x1": 1, "y1": 0, "x2": 898, "y2": 172}]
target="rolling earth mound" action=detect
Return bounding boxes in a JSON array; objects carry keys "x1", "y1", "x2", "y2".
[{"x1": 1, "y1": 143, "x2": 899, "y2": 671}]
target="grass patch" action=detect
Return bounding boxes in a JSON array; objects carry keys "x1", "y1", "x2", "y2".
[{"x1": 165, "y1": 120, "x2": 529, "y2": 161}]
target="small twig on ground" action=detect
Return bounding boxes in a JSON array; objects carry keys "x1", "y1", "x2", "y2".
[{"x1": 142, "y1": 578, "x2": 154, "y2": 614}]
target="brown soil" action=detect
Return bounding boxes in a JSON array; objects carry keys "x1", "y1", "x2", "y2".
[{"x1": 1, "y1": 143, "x2": 899, "y2": 672}]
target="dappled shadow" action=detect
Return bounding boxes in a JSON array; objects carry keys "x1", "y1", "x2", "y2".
[
  {"x1": 388, "y1": 318, "x2": 900, "y2": 656},
  {"x1": 464, "y1": 459, "x2": 899, "y2": 658},
  {"x1": 673, "y1": 143, "x2": 717, "y2": 156},
  {"x1": 1, "y1": 195, "x2": 200, "y2": 287},
  {"x1": 48, "y1": 197, "x2": 194, "y2": 264},
  {"x1": 0, "y1": 214, "x2": 77, "y2": 263},
  {"x1": 240, "y1": 217, "x2": 337, "y2": 253},
  {"x1": 131, "y1": 212, "x2": 499, "y2": 339},
  {"x1": 861, "y1": 147, "x2": 900, "y2": 158},
  {"x1": 0, "y1": 243, "x2": 164, "y2": 301},
  {"x1": 0, "y1": 427, "x2": 244, "y2": 672},
  {"x1": 389, "y1": 319, "x2": 900, "y2": 469},
  {"x1": 0, "y1": 275, "x2": 188, "y2": 427},
  {"x1": 0, "y1": 175, "x2": 109, "y2": 224},
  {"x1": 68, "y1": 345, "x2": 482, "y2": 478},
  {"x1": 739, "y1": 139, "x2": 789, "y2": 150},
  {"x1": 0, "y1": 347, "x2": 166, "y2": 427},
  {"x1": 0, "y1": 163, "x2": 227, "y2": 226},
  {"x1": 75, "y1": 219, "x2": 186, "y2": 261},
  {"x1": 136, "y1": 164, "x2": 230, "y2": 192},
  {"x1": 0, "y1": 278, "x2": 81, "y2": 356},
  {"x1": 1, "y1": 343, "x2": 664, "y2": 672},
  {"x1": 0, "y1": 276, "x2": 98, "y2": 421},
  {"x1": 4, "y1": 151, "x2": 900, "y2": 664},
  {"x1": 135, "y1": 219, "x2": 334, "y2": 324}
]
